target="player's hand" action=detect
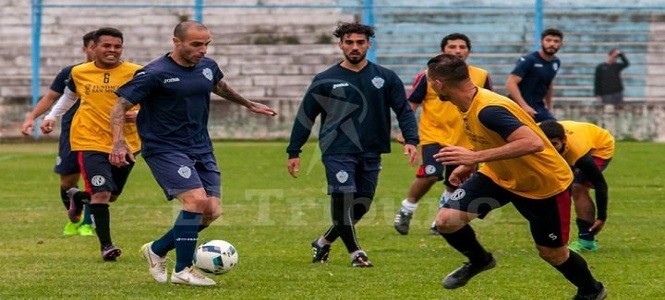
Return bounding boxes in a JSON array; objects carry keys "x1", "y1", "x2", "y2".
[
  {"x1": 589, "y1": 219, "x2": 605, "y2": 234},
  {"x1": 287, "y1": 158, "x2": 300, "y2": 178},
  {"x1": 109, "y1": 141, "x2": 135, "y2": 167},
  {"x1": 403, "y1": 144, "x2": 418, "y2": 166},
  {"x1": 521, "y1": 104, "x2": 537, "y2": 119},
  {"x1": 447, "y1": 164, "x2": 475, "y2": 186},
  {"x1": 40, "y1": 119, "x2": 56, "y2": 134},
  {"x1": 248, "y1": 101, "x2": 278, "y2": 117},
  {"x1": 124, "y1": 110, "x2": 138, "y2": 123},
  {"x1": 394, "y1": 133, "x2": 405, "y2": 145},
  {"x1": 434, "y1": 145, "x2": 479, "y2": 166},
  {"x1": 21, "y1": 117, "x2": 35, "y2": 136}
]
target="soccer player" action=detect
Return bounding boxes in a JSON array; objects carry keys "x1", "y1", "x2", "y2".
[
  {"x1": 394, "y1": 33, "x2": 493, "y2": 235},
  {"x1": 110, "y1": 21, "x2": 277, "y2": 286},
  {"x1": 428, "y1": 54, "x2": 606, "y2": 299},
  {"x1": 286, "y1": 22, "x2": 419, "y2": 267},
  {"x1": 21, "y1": 31, "x2": 96, "y2": 237},
  {"x1": 506, "y1": 28, "x2": 563, "y2": 122},
  {"x1": 539, "y1": 120, "x2": 615, "y2": 252},
  {"x1": 42, "y1": 27, "x2": 142, "y2": 261}
]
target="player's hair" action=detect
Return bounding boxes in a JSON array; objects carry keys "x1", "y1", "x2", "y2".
[
  {"x1": 93, "y1": 27, "x2": 123, "y2": 43},
  {"x1": 538, "y1": 121, "x2": 566, "y2": 140},
  {"x1": 82, "y1": 30, "x2": 95, "y2": 47},
  {"x1": 608, "y1": 48, "x2": 619, "y2": 55},
  {"x1": 173, "y1": 20, "x2": 208, "y2": 40},
  {"x1": 440, "y1": 33, "x2": 471, "y2": 51},
  {"x1": 541, "y1": 28, "x2": 563, "y2": 40},
  {"x1": 333, "y1": 22, "x2": 375, "y2": 40},
  {"x1": 427, "y1": 53, "x2": 469, "y2": 83}
]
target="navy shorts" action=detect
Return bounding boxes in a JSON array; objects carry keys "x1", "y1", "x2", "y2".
[
  {"x1": 533, "y1": 105, "x2": 556, "y2": 122},
  {"x1": 574, "y1": 157, "x2": 611, "y2": 186},
  {"x1": 78, "y1": 151, "x2": 135, "y2": 196},
  {"x1": 322, "y1": 154, "x2": 381, "y2": 197},
  {"x1": 54, "y1": 130, "x2": 79, "y2": 175},
  {"x1": 144, "y1": 152, "x2": 221, "y2": 200},
  {"x1": 416, "y1": 143, "x2": 459, "y2": 189},
  {"x1": 443, "y1": 172, "x2": 571, "y2": 248}
]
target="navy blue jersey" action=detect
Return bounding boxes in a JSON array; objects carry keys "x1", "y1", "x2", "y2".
[
  {"x1": 287, "y1": 61, "x2": 418, "y2": 157},
  {"x1": 510, "y1": 51, "x2": 560, "y2": 108},
  {"x1": 50, "y1": 64, "x2": 81, "y2": 137},
  {"x1": 115, "y1": 54, "x2": 224, "y2": 157},
  {"x1": 478, "y1": 106, "x2": 524, "y2": 140}
]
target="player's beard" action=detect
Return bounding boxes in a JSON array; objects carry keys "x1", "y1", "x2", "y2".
[
  {"x1": 542, "y1": 45, "x2": 559, "y2": 56},
  {"x1": 344, "y1": 51, "x2": 366, "y2": 65}
]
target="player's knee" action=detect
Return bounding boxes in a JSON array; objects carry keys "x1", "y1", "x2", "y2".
[{"x1": 537, "y1": 246, "x2": 567, "y2": 265}]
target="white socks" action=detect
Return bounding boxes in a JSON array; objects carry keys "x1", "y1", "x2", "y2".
[{"x1": 400, "y1": 199, "x2": 418, "y2": 213}]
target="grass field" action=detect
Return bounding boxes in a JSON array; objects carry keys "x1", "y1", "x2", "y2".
[{"x1": 1, "y1": 141, "x2": 664, "y2": 299}]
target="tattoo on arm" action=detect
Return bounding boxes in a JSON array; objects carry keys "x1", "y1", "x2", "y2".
[
  {"x1": 110, "y1": 97, "x2": 134, "y2": 143},
  {"x1": 213, "y1": 80, "x2": 252, "y2": 107}
]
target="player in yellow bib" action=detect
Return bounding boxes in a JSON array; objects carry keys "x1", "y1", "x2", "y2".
[
  {"x1": 394, "y1": 33, "x2": 493, "y2": 235},
  {"x1": 427, "y1": 54, "x2": 606, "y2": 299},
  {"x1": 539, "y1": 120, "x2": 615, "y2": 253},
  {"x1": 42, "y1": 27, "x2": 141, "y2": 261}
]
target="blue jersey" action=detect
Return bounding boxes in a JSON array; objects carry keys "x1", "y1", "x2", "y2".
[
  {"x1": 510, "y1": 51, "x2": 560, "y2": 108},
  {"x1": 115, "y1": 54, "x2": 224, "y2": 157},
  {"x1": 50, "y1": 64, "x2": 81, "y2": 139},
  {"x1": 287, "y1": 61, "x2": 418, "y2": 157}
]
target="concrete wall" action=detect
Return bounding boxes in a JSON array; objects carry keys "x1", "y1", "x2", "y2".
[{"x1": 2, "y1": 0, "x2": 665, "y2": 141}]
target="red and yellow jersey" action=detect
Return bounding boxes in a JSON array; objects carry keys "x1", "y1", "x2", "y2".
[
  {"x1": 462, "y1": 89, "x2": 573, "y2": 199},
  {"x1": 416, "y1": 65, "x2": 489, "y2": 147},
  {"x1": 69, "y1": 61, "x2": 142, "y2": 153},
  {"x1": 558, "y1": 120, "x2": 615, "y2": 165}
]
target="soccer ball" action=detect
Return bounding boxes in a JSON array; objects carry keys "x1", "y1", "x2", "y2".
[{"x1": 194, "y1": 240, "x2": 239, "y2": 275}]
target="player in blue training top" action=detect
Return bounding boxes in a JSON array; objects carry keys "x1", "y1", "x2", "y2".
[
  {"x1": 22, "y1": 31, "x2": 96, "y2": 237},
  {"x1": 110, "y1": 21, "x2": 277, "y2": 286},
  {"x1": 286, "y1": 22, "x2": 419, "y2": 268},
  {"x1": 506, "y1": 28, "x2": 564, "y2": 122}
]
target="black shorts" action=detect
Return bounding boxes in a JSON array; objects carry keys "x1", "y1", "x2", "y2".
[
  {"x1": 443, "y1": 172, "x2": 572, "y2": 248},
  {"x1": 54, "y1": 130, "x2": 79, "y2": 175},
  {"x1": 416, "y1": 143, "x2": 459, "y2": 189},
  {"x1": 78, "y1": 151, "x2": 135, "y2": 196}
]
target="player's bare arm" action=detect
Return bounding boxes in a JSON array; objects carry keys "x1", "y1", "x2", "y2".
[
  {"x1": 434, "y1": 126, "x2": 543, "y2": 165},
  {"x1": 506, "y1": 74, "x2": 536, "y2": 117},
  {"x1": 213, "y1": 80, "x2": 278, "y2": 116},
  {"x1": 109, "y1": 97, "x2": 135, "y2": 167},
  {"x1": 544, "y1": 83, "x2": 554, "y2": 110},
  {"x1": 21, "y1": 89, "x2": 63, "y2": 135}
]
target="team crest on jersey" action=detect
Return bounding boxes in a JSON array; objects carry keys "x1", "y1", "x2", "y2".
[
  {"x1": 553, "y1": 63, "x2": 559, "y2": 71},
  {"x1": 371, "y1": 76, "x2": 385, "y2": 89},
  {"x1": 202, "y1": 68, "x2": 213, "y2": 81},
  {"x1": 178, "y1": 166, "x2": 192, "y2": 179},
  {"x1": 425, "y1": 165, "x2": 436, "y2": 175},
  {"x1": 335, "y1": 170, "x2": 349, "y2": 183},
  {"x1": 91, "y1": 175, "x2": 106, "y2": 187},
  {"x1": 449, "y1": 189, "x2": 465, "y2": 201}
]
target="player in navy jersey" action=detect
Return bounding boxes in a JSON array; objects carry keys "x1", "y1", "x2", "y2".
[
  {"x1": 21, "y1": 31, "x2": 96, "y2": 237},
  {"x1": 286, "y1": 22, "x2": 419, "y2": 267},
  {"x1": 506, "y1": 28, "x2": 563, "y2": 122},
  {"x1": 111, "y1": 21, "x2": 277, "y2": 286}
]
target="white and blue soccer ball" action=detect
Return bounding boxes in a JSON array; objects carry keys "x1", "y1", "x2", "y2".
[{"x1": 194, "y1": 240, "x2": 239, "y2": 275}]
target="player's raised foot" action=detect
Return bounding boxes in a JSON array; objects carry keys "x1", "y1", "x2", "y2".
[
  {"x1": 351, "y1": 251, "x2": 373, "y2": 268},
  {"x1": 101, "y1": 244, "x2": 122, "y2": 261},
  {"x1": 568, "y1": 240, "x2": 598, "y2": 253},
  {"x1": 141, "y1": 242, "x2": 168, "y2": 283},
  {"x1": 62, "y1": 220, "x2": 81, "y2": 236},
  {"x1": 393, "y1": 209, "x2": 413, "y2": 235},
  {"x1": 310, "y1": 239, "x2": 331, "y2": 263},
  {"x1": 77, "y1": 224, "x2": 95, "y2": 236},
  {"x1": 573, "y1": 282, "x2": 607, "y2": 300},
  {"x1": 442, "y1": 254, "x2": 496, "y2": 289},
  {"x1": 66, "y1": 187, "x2": 83, "y2": 223},
  {"x1": 170, "y1": 266, "x2": 216, "y2": 286}
]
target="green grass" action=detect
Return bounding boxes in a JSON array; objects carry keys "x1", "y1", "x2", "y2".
[{"x1": 0, "y1": 141, "x2": 664, "y2": 299}]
